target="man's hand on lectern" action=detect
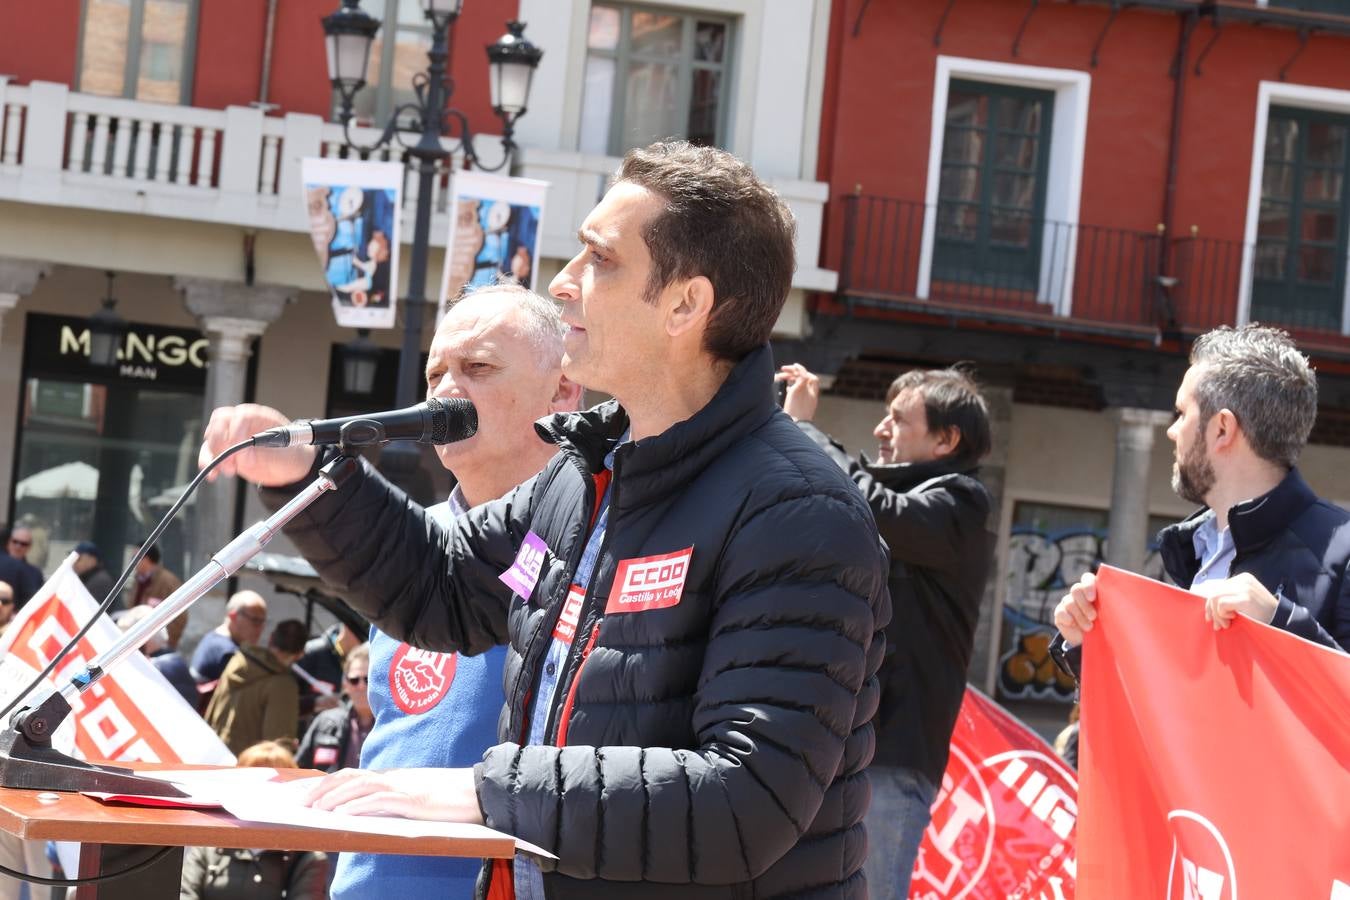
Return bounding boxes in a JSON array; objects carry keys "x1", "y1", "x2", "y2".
[{"x1": 303, "y1": 766, "x2": 484, "y2": 824}]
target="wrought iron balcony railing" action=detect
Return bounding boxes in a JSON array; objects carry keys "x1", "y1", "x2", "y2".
[{"x1": 839, "y1": 193, "x2": 1350, "y2": 344}]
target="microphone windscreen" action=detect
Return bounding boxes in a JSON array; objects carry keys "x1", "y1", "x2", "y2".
[{"x1": 427, "y1": 397, "x2": 478, "y2": 444}]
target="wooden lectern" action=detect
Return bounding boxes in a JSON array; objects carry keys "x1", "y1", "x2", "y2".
[{"x1": 0, "y1": 769, "x2": 516, "y2": 900}]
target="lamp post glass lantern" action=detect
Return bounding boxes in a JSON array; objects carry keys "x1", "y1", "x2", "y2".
[
  {"x1": 319, "y1": 0, "x2": 541, "y2": 496},
  {"x1": 342, "y1": 329, "x2": 381, "y2": 396},
  {"x1": 488, "y1": 21, "x2": 543, "y2": 120},
  {"x1": 420, "y1": 0, "x2": 464, "y2": 21},
  {"x1": 88, "y1": 271, "x2": 126, "y2": 369},
  {"x1": 322, "y1": 0, "x2": 381, "y2": 103}
]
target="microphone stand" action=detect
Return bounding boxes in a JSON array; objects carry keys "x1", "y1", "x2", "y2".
[{"x1": 0, "y1": 454, "x2": 360, "y2": 797}]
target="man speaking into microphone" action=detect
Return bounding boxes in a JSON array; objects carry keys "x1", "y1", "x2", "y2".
[
  {"x1": 201, "y1": 141, "x2": 889, "y2": 900},
  {"x1": 200, "y1": 280, "x2": 581, "y2": 899}
]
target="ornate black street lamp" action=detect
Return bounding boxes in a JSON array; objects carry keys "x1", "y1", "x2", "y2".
[
  {"x1": 321, "y1": 0, "x2": 543, "y2": 412},
  {"x1": 88, "y1": 271, "x2": 126, "y2": 369}
]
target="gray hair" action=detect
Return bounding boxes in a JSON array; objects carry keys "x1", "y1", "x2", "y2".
[
  {"x1": 444, "y1": 276, "x2": 567, "y2": 369},
  {"x1": 117, "y1": 604, "x2": 169, "y2": 653},
  {"x1": 226, "y1": 590, "x2": 266, "y2": 615},
  {"x1": 1189, "y1": 324, "x2": 1317, "y2": 467}
]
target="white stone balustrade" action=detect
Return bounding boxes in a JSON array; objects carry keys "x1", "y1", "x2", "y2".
[{"x1": 0, "y1": 79, "x2": 836, "y2": 294}]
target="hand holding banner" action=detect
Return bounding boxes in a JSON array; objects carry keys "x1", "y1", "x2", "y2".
[{"x1": 1078, "y1": 566, "x2": 1350, "y2": 899}]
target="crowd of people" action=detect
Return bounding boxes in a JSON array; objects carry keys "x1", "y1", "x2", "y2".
[{"x1": 0, "y1": 139, "x2": 1344, "y2": 900}]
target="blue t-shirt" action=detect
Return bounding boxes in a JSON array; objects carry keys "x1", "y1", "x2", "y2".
[
  {"x1": 330, "y1": 492, "x2": 508, "y2": 900},
  {"x1": 189, "y1": 631, "x2": 238, "y2": 683}
]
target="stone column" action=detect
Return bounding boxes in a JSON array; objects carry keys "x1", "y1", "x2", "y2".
[
  {"x1": 970, "y1": 384, "x2": 1012, "y2": 694},
  {"x1": 1105, "y1": 407, "x2": 1172, "y2": 574},
  {"x1": 0, "y1": 293, "x2": 20, "y2": 345},
  {"x1": 177, "y1": 278, "x2": 291, "y2": 576},
  {"x1": 0, "y1": 258, "x2": 48, "y2": 343},
  {"x1": 0, "y1": 259, "x2": 49, "y2": 521}
]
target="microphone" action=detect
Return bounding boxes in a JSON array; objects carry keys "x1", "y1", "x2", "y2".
[{"x1": 252, "y1": 398, "x2": 478, "y2": 448}]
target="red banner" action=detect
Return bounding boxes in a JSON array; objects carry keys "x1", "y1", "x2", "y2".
[
  {"x1": 910, "y1": 688, "x2": 1077, "y2": 900},
  {"x1": 1079, "y1": 566, "x2": 1350, "y2": 899}
]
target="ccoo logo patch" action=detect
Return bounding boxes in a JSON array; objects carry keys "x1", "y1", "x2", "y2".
[{"x1": 389, "y1": 643, "x2": 457, "y2": 715}]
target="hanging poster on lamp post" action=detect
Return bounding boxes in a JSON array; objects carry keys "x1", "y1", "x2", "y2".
[
  {"x1": 437, "y1": 171, "x2": 549, "y2": 324},
  {"x1": 301, "y1": 157, "x2": 404, "y2": 330}
]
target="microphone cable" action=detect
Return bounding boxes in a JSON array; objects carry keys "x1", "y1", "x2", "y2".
[
  {"x1": 0, "y1": 846, "x2": 181, "y2": 888},
  {"x1": 0, "y1": 436, "x2": 256, "y2": 728},
  {"x1": 0, "y1": 437, "x2": 260, "y2": 890}
]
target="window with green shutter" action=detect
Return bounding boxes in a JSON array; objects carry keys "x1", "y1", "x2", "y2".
[
  {"x1": 1266, "y1": 0, "x2": 1350, "y2": 15},
  {"x1": 1253, "y1": 107, "x2": 1350, "y2": 331},
  {"x1": 933, "y1": 80, "x2": 1055, "y2": 292}
]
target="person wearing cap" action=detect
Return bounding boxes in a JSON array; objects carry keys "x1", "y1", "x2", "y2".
[
  {"x1": 73, "y1": 541, "x2": 117, "y2": 602},
  {"x1": 127, "y1": 543, "x2": 187, "y2": 648}
]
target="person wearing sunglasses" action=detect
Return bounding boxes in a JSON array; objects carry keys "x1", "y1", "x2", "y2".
[
  {"x1": 297, "y1": 644, "x2": 373, "y2": 774},
  {"x1": 0, "y1": 527, "x2": 43, "y2": 609},
  {"x1": 191, "y1": 590, "x2": 269, "y2": 685},
  {"x1": 0, "y1": 581, "x2": 15, "y2": 638}
]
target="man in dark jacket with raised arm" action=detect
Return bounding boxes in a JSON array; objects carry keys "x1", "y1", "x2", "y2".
[
  {"x1": 199, "y1": 141, "x2": 890, "y2": 900},
  {"x1": 778, "y1": 363, "x2": 994, "y2": 899}
]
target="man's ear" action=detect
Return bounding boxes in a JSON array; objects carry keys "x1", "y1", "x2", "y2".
[
  {"x1": 936, "y1": 426, "x2": 962, "y2": 459},
  {"x1": 551, "y1": 373, "x2": 585, "y2": 413},
  {"x1": 1209, "y1": 408, "x2": 1240, "y2": 453},
  {"x1": 666, "y1": 275, "x2": 715, "y2": 340}
]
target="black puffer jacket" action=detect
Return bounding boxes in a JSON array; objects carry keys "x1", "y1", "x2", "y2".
[
  {"x1": 263, "y1": 345, "x2": 890, "y2": 899},
  {"x1": 797, "y1": 424, "x2": 994, "y2": 786},
  {"x1": 180, "y1": 845, "x2": 327, "y2": 900},
  {"x1": 1158, "y1": 466, "x2": 1350, "y2": 651},
  {"x1": 1054, "y1": 466, "x2": 1350, "y2": 678},
  {"x1": 295, "y1": 701, "x2": 354, "y2": 773}
]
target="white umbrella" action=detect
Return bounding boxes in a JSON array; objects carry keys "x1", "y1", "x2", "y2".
[{"x1": 14, "y1": 461, "x2": 100, "y2": 501}]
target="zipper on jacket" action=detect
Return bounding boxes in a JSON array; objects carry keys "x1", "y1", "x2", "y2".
[
  {"x1": 554, "y1": 622, "x2": 602, "y2": 746},
  {"x1": 505, "y1": 460, "x2": 600, "y2": 741},
  {"x1": 543, "y1": 445, "x2": 625, "y2": 745}
]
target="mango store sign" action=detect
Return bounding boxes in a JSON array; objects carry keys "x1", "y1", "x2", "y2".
[{"x1": 28, "y1": 314, "x2": 210, "y2": 387}]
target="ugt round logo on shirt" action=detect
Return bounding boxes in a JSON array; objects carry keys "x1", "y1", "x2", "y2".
[{"x1": 390, "y1": 644, "x2": 457, "y2": 714}]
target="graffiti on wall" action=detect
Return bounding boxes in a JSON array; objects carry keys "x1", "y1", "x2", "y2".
[{"x1": 997, "y1": 528, "x2": 1168, "y2": 702}]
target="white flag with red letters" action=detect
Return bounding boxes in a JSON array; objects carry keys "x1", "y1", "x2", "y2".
[{"x1": 0, "y1": 556, "x2": 233, "y2": 766}]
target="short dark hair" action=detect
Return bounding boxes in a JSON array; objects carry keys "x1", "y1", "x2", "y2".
[
  {"x1": 617, "y1": 140, "x2": 797, "y2": 362},
  {"x1": 143, "y1": 543, "x2": 161, "y2": 565},
  {"x1": 886, "y1": 366, "x2": 992, "y2": 469},
  {"x1": 1189, "y1": 324, "x2": 1316, "y2": 467},
  {"x1": 268, "y1": 619, "x2": 308, "y2": 655}
]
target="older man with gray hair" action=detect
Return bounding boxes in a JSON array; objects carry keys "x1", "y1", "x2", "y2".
[
  {"x1": 191, "y1": 590, "x2": 268, "y2": 684},
  {"x1": 198, "y1": 278, "x2": 583, "y2": 899},
  {"x1": 1056, "y1": 324, "x2": 1350, "y2": 656}
]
